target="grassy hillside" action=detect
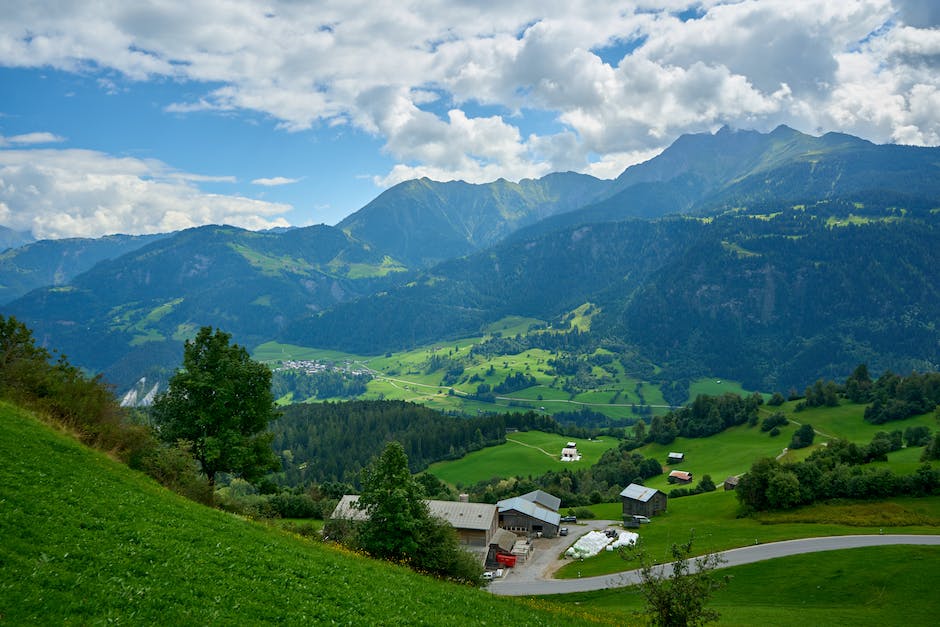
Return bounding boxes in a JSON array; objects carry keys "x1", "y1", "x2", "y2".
[
  {"x1": 552, "y1": 545, "x2": 940, "y2": 626},
  {"x1": 426, "y1": 397, "x2": 937, "y2": 497},
  {"x1": 254, "y1": 337, "x2": 745, "y2": 418},
  {"x1": 427, "y1": 431, "x2": 619, "y2": 488},
  {"x1": 555, "y1": 489, "x2": 940, "y2": 579},
  {"x1": 0, "y1": 402, "x2": 603, "y2": 625}
]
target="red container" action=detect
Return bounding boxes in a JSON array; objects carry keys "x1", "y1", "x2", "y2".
[{"x1": 496, "y1": 553, "x2": 517, "y2": 567}]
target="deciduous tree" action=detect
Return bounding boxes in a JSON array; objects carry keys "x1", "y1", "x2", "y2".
[
  {"x1": 356, "y1": 441, "x2": 429, "y2": 561},
  {"x1": 622, "y1": 535, "x2": 728, "y2": 627},
  {"x1": 152, "y1": 327, "x2": 279, "y2": 488}
]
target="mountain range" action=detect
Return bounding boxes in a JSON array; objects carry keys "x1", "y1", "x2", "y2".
[{"x1": 2, "y1": 125, "x2": 938, "y2": 394}]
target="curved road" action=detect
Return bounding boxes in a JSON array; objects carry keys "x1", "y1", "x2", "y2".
[{"x1": 488, "y1": 534, "x2": 940, "y2": 596}]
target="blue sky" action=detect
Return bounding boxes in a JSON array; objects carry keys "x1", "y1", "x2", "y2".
[{"x1": 1, "y1": 1, "x2": 938, "y2": 239}]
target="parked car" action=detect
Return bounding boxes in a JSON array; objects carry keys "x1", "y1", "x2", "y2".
[
  {"x1": 559, "y1": 527, "x2": 569, "y2": 536},
  {"x1": 482, "y1": 571, "x2": 494, "y2": 580},
  {"x1": 560, "y1": 515, "x2": 577, "y2": 523},
  {"x1": 632, "y1": 515, "x2": 651, "y2": 523}
]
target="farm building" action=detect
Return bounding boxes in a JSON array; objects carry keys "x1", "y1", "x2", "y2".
[
  {"x1": 496, "y1": 496, "x2": 561, "y2": 538},
  {"x1": 486, "y1": 528, "x2": 520, "y2": 568},
  {"x1": 561, "y1": 442, "x2": 581, "y2": 462},
  {"x1": 668, "y1": 470, "x2": 693, "y2": 484},
  {"x1": 330, "y1": 494, "x2": 369, "y2": 522},
  {"x1": 724, "y1": 476, "x2": 740, "y2": 491},
  {"x1": 518, "y1": 489, "x2": 561, "y2": 512},
  {"x1": 330, "y1": 495, "x2": 498, "y2": 552},
  {"x1": 667, "y1": 452, "x2": 685, "y2": 464},
  {"x1": 620, "y1": 483, "x2": 667, "y2": 519}
]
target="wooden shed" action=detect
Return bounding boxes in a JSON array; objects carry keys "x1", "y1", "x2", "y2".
[
  {"x1": 620, "y1": 483, "x2": 667, "y2": 519},
  {"x1": 668, "y1": 470, "x2": 693, "y2": 484}
]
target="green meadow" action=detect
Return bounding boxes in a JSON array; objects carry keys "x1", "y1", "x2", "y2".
[
  {"x1": 549, "y1": 545, "x2": 940, "y2": 626},
  {"x1": 427, "y1": 431, "x2": 619, "y2": 488},
  {"x1": 687, "y1": 377, "x2": 754, "y2": 399},
  {"x1": 631, "y1": 422, "x2": 801, "y2": 493},
  {"x1": 0, "y1": 402, "x2": 604, "y2": 626},
  {"x1": 252, "y1": 331, "x2": 753, "y2": 418},
  {"x1": 423, "y1": 394, "x2": 937, "y2": 498},
  {"x1": 765, "y1": 399, "x2": 938, "y2": 442},
  {"x1": 554, "y1": 489, "x2": 940, "y2": 579}
]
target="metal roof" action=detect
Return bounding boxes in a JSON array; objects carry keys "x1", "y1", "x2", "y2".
[
  {"x1": 330, "y1": 495, "x2": 497, "y2": 531},
  {"x1": 496, "y1": 496, "x2": 562, "y2": 526},
  {"x1": 330, "y1": 494, "x2": 369, "y2": 521},
  {"x1": 619, "y1": 483, "x2": 663, "y2": 503},
  {"x1": 428, "y1": 500, "x2": 497, "y2": 531},
  {"x1": 491, "y1": 528, "x2": 518, "y2": 551},
  {"x1": 519, "y1": 489, "x2": 561, "y2": 512}
]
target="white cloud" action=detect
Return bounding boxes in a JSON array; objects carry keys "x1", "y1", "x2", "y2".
[
  {"x1": 252, "y1": 176, "x2": 300, "y2": 186},
  {"x1": 0, "y1": 132, "x2": 66, "y2": 146},
  {"x1": 0, "y1": 149, "x2": 291, "y2": 239},
  {"x1": 0, "y1": 0, "x2": 938, "y2": 193}
]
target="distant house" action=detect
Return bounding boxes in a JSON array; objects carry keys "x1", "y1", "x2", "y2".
[
  {"x1": 518, "y1": 489, "x2": 561, "y2": 512},
  {"x1": 620, "y1": 483, "x2": 667, "y2": 519},
  {"x1": 496, "y1": 496, "x2": 561, "y2": 538},
  {"x1": 330, "y1": 495, "x2": 498, "y2": 556},
  {"x1": 667, "y1": 452, "x2": 685, "y2": 464},
  {"x1": 668, "y1": 470, "x2": 693, "y2": 484},
  {"x1": 723, "y1": 476, "x2": 740, "y2": 491},
  {"x1": 561, "y1": 442, "x2": 581, "y2": 462}
]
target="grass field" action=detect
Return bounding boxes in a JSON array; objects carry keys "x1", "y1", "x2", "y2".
[
  {"x1": 553, "y1": 489, "x2": 940, "y2": 579},
  {"x1": 631, "y1": 422, "x2": 800, "y2": 493},
  {"x1": 687, "y1": 377, "x2": 753, "y2": 400},
  {"x1": 0, "y1": 401, "x2": 606, "y2": 626},
  {"x1": 427, "y1": 431, "x2": 619, "y2": 488},
  {"x1": 765, "y1": 399, "x2": 938, "y2": 442},
  {"x1": 427, "y1": 393, "x2": 936, "y2": 495},
  {"x1": 548, "y1": 545, "x2": 940, "y2": 626},
  {"x1": 251, "y1": 331, "x2": 723, "y2": 419}
]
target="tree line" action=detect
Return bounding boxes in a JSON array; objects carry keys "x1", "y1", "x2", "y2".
[
  {"x1": 643, "y1": 392, "x2": 763, "y2": 445},
  {"x1": 462, "y1": 441, "x2": 664, "y2": 507},
  {"x1": 737, "y1": 434, "x2": 940, "y2": 512},
  {"x1": 269, "y1": 401, "x2": 598, "y2": 487}
]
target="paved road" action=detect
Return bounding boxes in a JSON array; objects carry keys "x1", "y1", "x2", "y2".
[{"x1": 488, "y1": 534, "x2": 940, "y2": 596}]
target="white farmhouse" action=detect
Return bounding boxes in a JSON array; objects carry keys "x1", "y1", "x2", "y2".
[{"x1": 560, "y1": 441, "x2": 581, "y2": 462}]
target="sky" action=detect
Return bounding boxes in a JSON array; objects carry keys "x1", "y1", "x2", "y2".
[{"x1": 0, "y1": 0, "x2": 939, "y2": 240}]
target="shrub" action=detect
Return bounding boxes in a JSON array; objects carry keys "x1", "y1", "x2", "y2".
[
  {"x1": 572, "y1": 507, "x2": 596, "y2": 519},
  {"x1": 268, "y1": 492, "x2": 321, "y2": 518},
  {"x1": 761, "y1": 412, "x2": 789, "y2": 432},
  {"x1": 141, "y1": 442, "x2": 214, "y2": 506},
  {"x1": 790, "y1": 424, "x2": 816, "y2": 449}
]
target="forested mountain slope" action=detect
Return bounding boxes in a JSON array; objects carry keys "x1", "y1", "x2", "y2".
[
  {"x1": 337, "y1": 172, "x2": 609, "y2": 267},
  {"x1": 286, "y1": 198, "x2": 940, "y2": 391},
  {"x1": 0, "y1": 232, "x2": 169, "y2": 304},
  {"x1": 511, "y1": 125, "x2": 940, "y2": 239},
  {"x1": 598, "y1": 209, "x2": 940, "y2": 390},
  {"x1": 4, "y1": 127, "x2": 939, "y2": 395},
  {"x1": 4, "y1": 224, "x2": 404, "y2": 387},
  {"x1": 281, "y1": 217, "x2": 701, "y2": 354}
]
